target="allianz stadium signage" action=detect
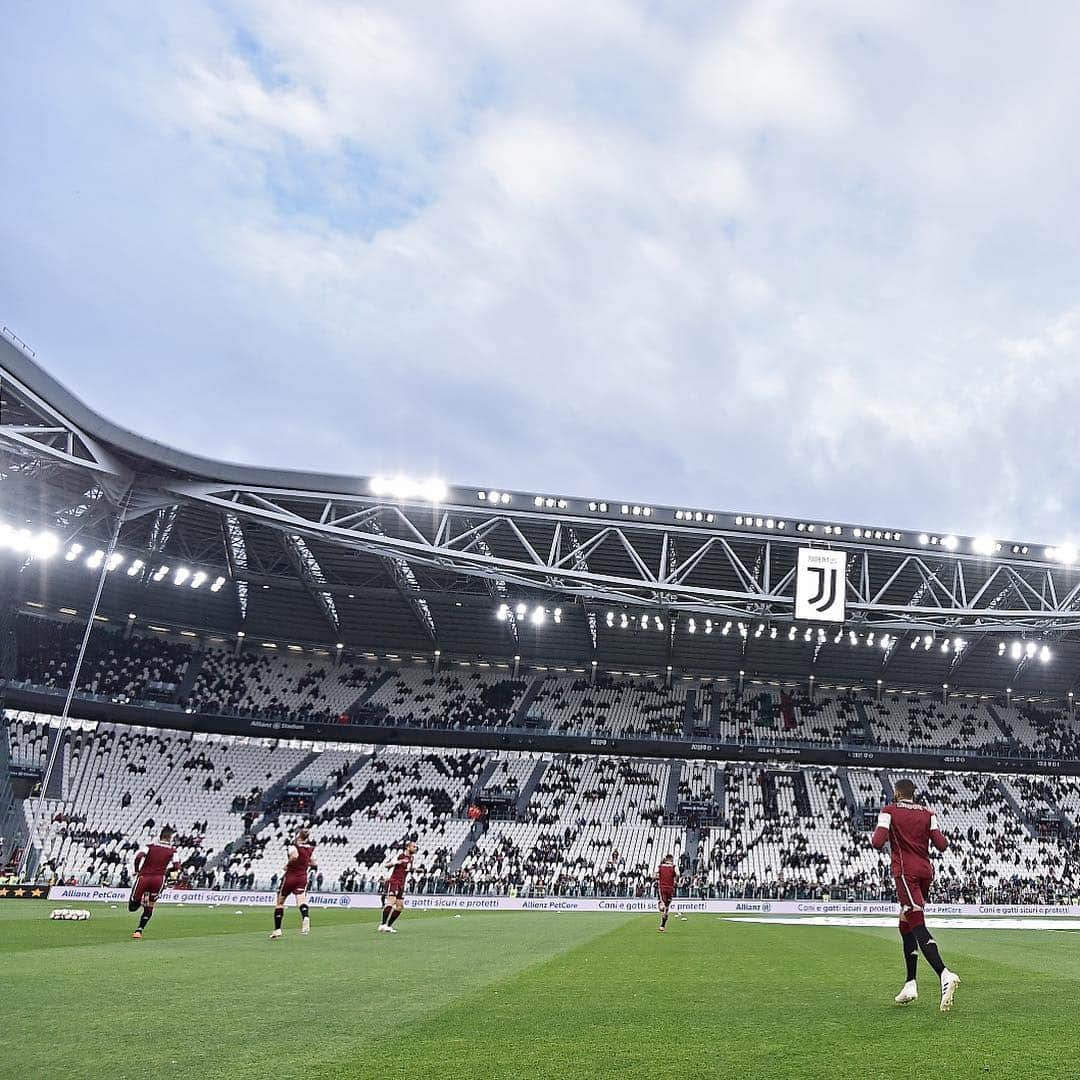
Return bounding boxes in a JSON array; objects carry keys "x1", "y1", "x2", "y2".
[{"x1": 43, "y1": 887, "x2": 1080, "y2": 919}]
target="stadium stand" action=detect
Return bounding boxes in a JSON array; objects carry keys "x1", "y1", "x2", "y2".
[{"x1": 7, "y1": 706, "x2": 1079, "y2": 903}]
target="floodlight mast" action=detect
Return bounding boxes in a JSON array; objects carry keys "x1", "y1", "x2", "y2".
[{"x1": 17, "y1": 491, "x2": 130, "y2": 880}]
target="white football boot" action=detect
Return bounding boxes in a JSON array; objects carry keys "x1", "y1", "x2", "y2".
[
  {"x1": 940, "y1": 970, "x2": 961, "y2": 1013},
  {"x1": 269, "y1": 929, "x2": 282, "y2": 940},
  {"x1": 894, "y1": 981, "x2": 918, "y2": 1005}
]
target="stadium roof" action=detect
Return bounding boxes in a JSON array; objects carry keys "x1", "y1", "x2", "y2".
[{"x1": 3, "y1": 327, "x2": 1080, "y2": 699}]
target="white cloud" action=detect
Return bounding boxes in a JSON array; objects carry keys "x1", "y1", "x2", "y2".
[{"x1": 7, "y1": 0, "x2": 1080, "y2": 543}]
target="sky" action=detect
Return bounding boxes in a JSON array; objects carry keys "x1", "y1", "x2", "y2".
[{"x1": 3, "y1": 1, "x2": 1080, "y2": 546}]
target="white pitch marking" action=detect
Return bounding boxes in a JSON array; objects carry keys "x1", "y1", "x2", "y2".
[{"x1": 725, "y1": 916, "x2": 1080, "y2": 931}]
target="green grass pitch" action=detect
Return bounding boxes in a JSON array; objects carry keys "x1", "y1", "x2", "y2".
[{"x1": 2, "y1": 902, "x2": 1078, "y2": 1079}]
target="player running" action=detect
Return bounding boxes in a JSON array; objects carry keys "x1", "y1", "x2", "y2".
[
  {"x1": 871, "y1": 778, "x2": 961, "y2": 1012},
  {"x1": 270, "y1": 828, "x2": 317, "y2": 939},
  {"x1": 378, "y1": 841, "x2": 417, "y2": 933},
  {"x1": 657, "y1": 853, "x2": 677, "y2": 932},
  {"x1": 129, "y1": 826, "x2": 182, "y2": 939}
]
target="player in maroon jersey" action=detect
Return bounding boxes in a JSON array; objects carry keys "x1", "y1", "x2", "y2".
[
  {"x1": 378, "y1": 841, "x2": 417, "y2": 933},
  {"x1": 871, "y1": 778, "x2": 961, "y2": 1011},
  {"x1": 270, "y1": 828, "x2": 317, "y2": 939},
  {"x1": 657, "y1": 854, "x2": 678, "y2": 932},
  {"x1": 129, "y1": 826, "x2": 182, "y2": 939}
]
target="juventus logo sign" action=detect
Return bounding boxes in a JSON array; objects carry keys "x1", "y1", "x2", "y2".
[{"x1": 795, "y1": 548, "x2": 847, "y2": 623}]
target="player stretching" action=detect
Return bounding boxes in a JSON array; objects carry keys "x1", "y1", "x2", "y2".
[
  {"x1": 657, "y1": 854, "x2": 677, "y2": 932},
  {"x1": 871, "y1": 778, "x2": 961, "y2": 1012},
  {"x1": 129, "y1": 826, "x2": 181, "y2": 939},
  {"x1": 270, "y1": 828, "x2": 317, "y2": 940},
  {"x1": 378, "y1": 841, "x2": 417, "y2": 934}
]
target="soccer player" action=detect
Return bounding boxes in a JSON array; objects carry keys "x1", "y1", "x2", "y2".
[
  {"x1": 129, "y1": 826, "x2": 182, "y2": 939},
  {"x1": 378, "y1": 841, "x2": 417, "y2": 933},
  {"x1": 657, "y1": 853, "x2": 677, "y2": 932},
  {"x1": 270, "y1": 828, "x2": 317, "y2": 939},
  {"x1": 871, "y1": 778, "x2": 961, "y2": 1012}
]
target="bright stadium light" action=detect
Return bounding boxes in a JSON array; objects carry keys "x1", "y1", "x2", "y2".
[
  {"x1": 553, "y1": 608, "x2": 562, "y2": 623},
  {"x1": 1040, "y1": 645, "x2": 1052, "y2": 663},
  {"x1": 190, "y1": 571, "x2": 208, "y2": 589},
  {"x1": 153, "y1": 564, "x2": 169, "y2": 582},
  {"x1": 515, "y1": 603, "x2": 527, "y2": 617},
  {"x1": 705, "y1": 619, "x2": 713, "y2": 634},
  {"x1": 531, "y1": 606, "x2": 545, "y2": 625},
  {"x1": 173, "y1": 567, "x2": 190, "y2": 586},
  {"x1": 972, "y1": 537, "x2": 996, "y2": 556},
  {"x1": 942, "y1": 535, "x2": 958, "y2": 550},
  {"x1": 210, "y1": 576, "x2": 226, "y2": 592},
  {"x1": 494, "y1": 604, "x2": 506, "y2": 621},
  {"x1": 106, "y1": 553, "x2": 124, "y2": 572},
  {"x1": 86, "y1": 550, "x2": 104, "y2": 570},
  {"x1": 371, "y1": 475, "x2": 448, "y2": 502},
  {"x1": 1026, "y1": 641, "x2": 1037, "y2": 658},
  {"x1": 1011, "y1": 641, "x2": 1022, "y2": 660},
  {"x1": 65, "y1": 543, "x2": 83, "y2": 561},
  {"x1": 127, "y1": 558, "x2": 144, "y2": 577}
]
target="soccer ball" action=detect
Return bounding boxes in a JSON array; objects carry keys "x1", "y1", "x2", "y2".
[{"x1": 50, "y1": 908, "x2": 91, "y2": 921}]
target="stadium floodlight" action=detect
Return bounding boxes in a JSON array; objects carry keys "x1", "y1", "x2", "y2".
[
  {"x1": 998, "y1": 642, "x2": 1006, "y2": 656},
  {"x1": 923, "y1": 635, "x2": 933, "y2": 650},
  {"x1": 721, "y1": 621, "x2": 730, "y2": 635},
  {"x1": 1056, "y1": 545, "x2": 1078, "y2": 565},
  {"x1": 656, "y1": 617, "x2": 664, "y2": 631},
  {"x1": 918, "y1": 534, "x2": 929, "y2": 545},
  {"x1": 788, "y1": 626, "x2": 797, "y2": 641},
  {"x1": 106, "y1": 553, "x2": 124, "y2": 572},
  {"x1": 688, "y1": 618, "x2": 696, "y2": 633},
  {"x1": 86, "y1": 550, "x2": 104, "y2": 570},
  {"x1": 910, "y1": 638, "x2": 918, "y2": 650},
  {"x1": 236, "y1": 630, "x2": 245, "y2": 638},
  {"x1": 531, "y1": 606, "x2": 545, "y2": 625},
  {"x1": 127, "y1": 558, "x2": 144, "y2": 577},
  {"x1": 553, "y1": 608, "x2": 562, "y2": 623},
  {"x1": 972, "y1": 537, "x2": 997, "y2": 556},
  {"x1": 867, "y1": 632, "x2": 875, "y2": 646},
  {"x1": 371, "y1": 475, "x2": 448, "y2": 502},
  {"x1": 152, "y1": 564, "x2": 169, "y2": 582},
  {"x1": 953, "y1": 637, "x2": 965, "y2": 652},
  {"x1": 65, "y1": 543, "x2": 83, "y2": 561},
  {"x1": 606, "y1": 611, "x2": 615, "y2": 627},
  {"x1": 1011, "y1": 641, "x2": 1023, "y2": 660},
  {"x1": 705, "y1": 619, "x2": 714, "y2": 634},
  {"x1": 515, "y1": 603, "x2": 527, "y2": 617},
  {"x1": 942, "y1": 535, "x2": 958, "y2": 550},
  {"x1": 173, "y1": 567, "x2": 190, "y2": 586},
  {"x1": 1026, "y1": 641, "x2": 1037, "y2": 658},
  {"x1": 1040, "y1": 645, "x2": 1051, "y2": 663},
  {"x1": 190, "y1": 571, "x2": 207, "y2": 589},
  {"x1": 834, "y1": 631, "x2": 843, "y2": 644},
  {"x1": 496, "y1": 604, "x2": 509, "y2": 621},
  {"x1": 128, "y1": 613, "x2": 136, "y2": 620},
  {"x1": 620, "y1": 613, "x2": 629, "y2": 628},
  {"x1": 210, "y1": 576, "x2": 226, "y2": 592}
]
